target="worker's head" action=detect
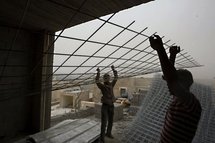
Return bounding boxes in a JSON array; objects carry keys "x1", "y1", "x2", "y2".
[
  {"x1": 176, "y1": 69, "x2": 193, "y2": 90},
  {"x1": 103, "y1": 73, "x2": 110, "y2": 82}
]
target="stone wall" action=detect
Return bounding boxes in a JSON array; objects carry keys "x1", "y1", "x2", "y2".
[{"x1": 51, "y1": 108, "x2": 95, "y2": 127}]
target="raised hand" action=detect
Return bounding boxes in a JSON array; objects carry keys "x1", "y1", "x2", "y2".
[
  {"x1": 169, "y1": 46, "x2": 180, "y2": 55},
  {"x1": 96, "y1": 67, "x2": 100, "y2": 73},
  {"x1": 111, "y1": 65, "x2": 118, "y2": 79},
  {"x1": 149, "y1": 35, "x2": 163, "y2": 50},
  {"x1": 111, "y1": 65, "x2": 115, "y2": 71}
]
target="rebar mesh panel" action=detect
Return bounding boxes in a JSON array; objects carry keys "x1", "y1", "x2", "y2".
[{"x1": 0, "y1": 7, "x2": 202, "y2": 95}]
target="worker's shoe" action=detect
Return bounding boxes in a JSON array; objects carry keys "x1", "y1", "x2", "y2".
[
  {"x1": 99, "y1": 140, "x2": 105, "y2": 143},
  {"x1": 105, "y1": 133, "x2": 114, "y2": 139},
  {"x1": 99, "y1": 137, "x2": 105, "y2": 143}
]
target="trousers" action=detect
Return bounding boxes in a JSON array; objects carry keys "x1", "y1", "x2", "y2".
[{"x1": 100, "y1": 103, "x2": 114, "y2": 141}]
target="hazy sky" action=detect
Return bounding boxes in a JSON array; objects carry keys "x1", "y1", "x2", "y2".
[
  {"x1": 119, "y1": 0, "x2": 215, "y2": 79},
  {"x1": 56, "y1": 0, "x2": 215, "y2": 80}
]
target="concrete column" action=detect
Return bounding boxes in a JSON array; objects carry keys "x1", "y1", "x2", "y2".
[
  {"x1": 0, "y1": 26, "x2": 54, "y2": 141},
  {"x1": 30, "y1": 31, "x2": 54, "y2": 132},
  {"x1": 41, "y1": 33, "x2": 54, "y2": 130}
]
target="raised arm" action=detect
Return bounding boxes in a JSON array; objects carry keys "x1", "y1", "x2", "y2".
[
  {"x1": 149, "y1": 35, "x2": 177, "y2": 83},
  {"x1": 169, "y1": 46, "x2": 180, "y2": 66},
  {"x1": 95, "y1": 67, "x2": 103, "y2": 88},
  {"x1": 111, "y1": 65, "x2": 118, "y2": 86},
  {"x1": 162, "y1": 46, "x2": 180, "y2": 80}
]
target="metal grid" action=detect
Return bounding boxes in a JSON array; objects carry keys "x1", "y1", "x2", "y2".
[
  {"x1": 50, "y1": 14, "x2": 201, "y2": 91},
  {"x1": 0, "y1": 0, "x2": 202, "y2": 97},
  {"x1": 122, "y1": 75, "x2": 215, "y2": 143}
]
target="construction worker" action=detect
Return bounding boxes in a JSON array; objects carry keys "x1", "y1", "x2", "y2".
[{"x1": 95, "y1": 65, "x2": 118, "y2": 143}]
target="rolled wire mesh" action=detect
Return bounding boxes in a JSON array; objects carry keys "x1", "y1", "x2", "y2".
[{"x1": 122, "y1": 75, "x2": 215, "y2": 143}]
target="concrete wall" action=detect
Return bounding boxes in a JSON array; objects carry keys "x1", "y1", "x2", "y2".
[
  {"x1": 60, "y1": 95, "x2": 74, "y2": 108},
  {"x1": 0, "y1": 26, "x2": 54, "y2": 142},
  {"x1": 59, "y1": 91, "x2": 90, "y2": 108},
  {"x1": 51, "y1": 107, "x2": 95, "y2": 127},
  {"x1": 52, "y1": 90, "x2": 63, "y2": 101}
]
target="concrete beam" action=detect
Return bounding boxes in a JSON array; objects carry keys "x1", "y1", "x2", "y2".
[{"x1": 0, "y1": 0, "x2": 153, "y2": 32}]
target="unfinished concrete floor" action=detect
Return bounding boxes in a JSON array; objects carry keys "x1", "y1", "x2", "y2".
[
  {"x1": 88, "y1": 113, "x2": 135, "y2": 143},
  {"x1": 105, "y1": 137, "x2": 121, "y2": 143},
  {"x1": 15, "y1": 106, "x2": 135, "y2": 143}
]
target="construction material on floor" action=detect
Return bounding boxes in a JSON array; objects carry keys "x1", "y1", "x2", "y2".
[
  {"x1": 26, "y1": 119, "x2": 100, "y2": 143},
  {"x1": 122, "y1": 75, "x2": 215, "y2": 143}
]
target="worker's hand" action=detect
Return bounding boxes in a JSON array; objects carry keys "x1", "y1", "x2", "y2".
[
  {"x1": 111, "y1": 65, "x2": 115, "y2": 71},
  {"x1": 149, "y1": 35, "x2": 163, "y2": 50},
  {"x1": 169, "y1": 46, "x2": 180, "y2": 55},
  {"x1": 111, "y1": 65, "x2": 118, "y2": 78},
  {"x1": 96, "y1": 67, "x2": 100, "y2": 73}
]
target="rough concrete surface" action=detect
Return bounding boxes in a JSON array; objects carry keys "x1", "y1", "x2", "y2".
[{"x1": 88, "y1": 112, "x2": 135, "y2": 143}]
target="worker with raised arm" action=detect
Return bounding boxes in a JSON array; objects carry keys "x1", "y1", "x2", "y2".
[
  {"x1": 95, "y1": 65, "x2": 118, "y2": 143},
  {"x1": 149, "y1": 35, "x2": 202, "y2": 143}
]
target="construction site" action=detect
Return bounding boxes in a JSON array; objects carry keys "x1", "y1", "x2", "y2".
[{"x1": 1, "y1": 0, "x2": 215, "y2": 143}]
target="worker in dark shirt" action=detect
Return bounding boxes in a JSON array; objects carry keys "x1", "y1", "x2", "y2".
[
  {"x1": 149, "y1": 35, "x2": 202, "y2": 143},
  {"x1": 95, "y1": 65, "x2": 118, "y2": 143}
]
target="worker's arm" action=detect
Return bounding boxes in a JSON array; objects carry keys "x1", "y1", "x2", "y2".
[
  {"x1": 149, "y1": 35, "x2": 191, "y2": 101},
  {"x1": 111, "y1": 65, "x2": 118, "y2": 86},
  {"x1": 169, "y1": 46, "x2": 180, "y2": 66},
  {"x1": 95, "y1": 67, "x2": 103, "y2": 88},
  {"x1": 162, "y1": 46, "x2": 180, "y2": 80},
  {"x1": 149, "y1": 35, "x2": 177, "y2": 83}
]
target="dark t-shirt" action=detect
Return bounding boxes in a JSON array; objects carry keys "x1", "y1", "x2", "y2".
[
  {"x1": 95, "y1": 72, "x2": 117, "y2": 105},
  {"x1": 96, "y1": 81, "x2": 116, "y2": 105}
]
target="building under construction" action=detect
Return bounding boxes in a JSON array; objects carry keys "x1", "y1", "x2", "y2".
[{"x1": 0, "y1": 0, "x2": 209, "y2": 143}]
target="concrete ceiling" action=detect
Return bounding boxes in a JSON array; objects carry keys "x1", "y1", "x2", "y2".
[{"x1": 0, "y1": 0, "x2": 153, "y2": 32}]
